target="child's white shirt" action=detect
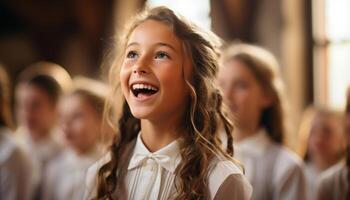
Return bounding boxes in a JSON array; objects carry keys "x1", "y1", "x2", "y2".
[
  {"x1": 84, "y1": 133, "x2": 252, "y2": 200},
  {"x1": 303, "y1": 162, "x2": 322, "y2": 200},
  {"x1": 42, "y1": 148, "x2": 102, "y2": 200},
  {"x1": 235, "y1": 129, "x2": 306, "y2": 200},
  {"x1": 0, "y1": 127, "x2": 34, "y2": 200},
  {"x1": 316, "y1": 161, "x2": 348, "y2": 200},
  {"x1": 15, "y1": 126, "x2": 63, "y2": 192}
]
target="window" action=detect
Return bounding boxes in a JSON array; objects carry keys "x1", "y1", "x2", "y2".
[
  {"x1": 313, "y1": 0, "x2": 350, "y2": 109},
  {"x1": 147, "y1": 0, "x2": 211, "y2": 31}
]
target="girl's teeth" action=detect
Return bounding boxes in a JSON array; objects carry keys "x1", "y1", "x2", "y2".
[{"x1": 132, "y1": 83, "x2": 158, "y2": 91}]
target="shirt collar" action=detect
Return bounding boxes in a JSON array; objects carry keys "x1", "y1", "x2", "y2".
[
  {"x1": 128, "y1": 133, "x2": 182, "y2": 173},
  {"x1": 235, "y1": 128, "x2": 271, "y2": 156},
  {"x1": 65, "y1": 147, "x2": 102, "y2": 169},
  {"x1": 18, "y1": 128, "x2": 62, "y2": 162}
]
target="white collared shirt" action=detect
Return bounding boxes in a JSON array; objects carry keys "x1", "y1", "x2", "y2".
[
  {"x1": 303, "y1": 162, "x2": 322, "y2": 200},
  {"x1": 126, "y1": 134, "x2": 181, "y2": 200},
  {"x1": 0, "y1": 127, "x2": 34, "y2": 200},
  {"x1": 84, "y1": 133, "x2": 252, "y2": 200},
  {"x1": 15, "y1": 127, "x2": 64, "y2": 198},
  {"x1": 316, "y1": 161, "x2": 348, "y2": 200},
  {"x1": 42, "y1": 148, "x2": 102, "y2": 200},
  {"x1": 235, "y1": 129, "x2": 306, "y2": 200},
  {"x1": 15, "y1": 127, "x2": 63, "y2": 164}
]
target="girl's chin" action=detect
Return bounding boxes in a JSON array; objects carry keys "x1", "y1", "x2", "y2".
[{"x1": 130, "y1": 109, "x2": 155, "y2": 119}]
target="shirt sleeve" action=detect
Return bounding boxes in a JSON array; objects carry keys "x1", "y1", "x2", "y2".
[
  {"x1": 41, "y1": 159, "x2": 60, "y2": 200},
  {"x1": 83, "y1": 163, "x2": 99, "y2": 200},
  {"x1": 315, "y1": 164, "x2": 346, "y2": 200},
  {"x1": 0, "y1": 148, "x2": 34, "y2": 200},
  {"x1": 315, "y1": 177, "x2": 333, "y2": 200},
  {"x1": 273, "y1": 160, "x2": 306, "y2": 200},
  {"x1": 213, "y1": 174, "x2": 252, "y2": 200},
  {"x1": 83, "y1": 153, "x2": 112, "y2": 200}
]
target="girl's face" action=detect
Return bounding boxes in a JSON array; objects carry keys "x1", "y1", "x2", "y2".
[
  {"x1": 58, "y1": 95, "x2": 100, "y2": 154},
  {"x1": 120, "y1": 20, "x2": 190, "y2": 122},
  {"x1": 16, "y1": 84, "x2": 56, "y2": 139},
  {"x1": 218, "y1": 59, "x2": 270, "y2": 129},
  {"x1": 308, "y1": 114, "x2": 345, "y2": 163}
]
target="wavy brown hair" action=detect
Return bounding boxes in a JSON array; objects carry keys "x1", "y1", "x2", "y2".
[
  {"x1": 0, "y1": 66, "x2": 13, "y2": 128},
  {"x1": 95, "y1": 6, "x2": 235, "y2": 200},
  {"x1": 346, "y1": 87, "x2": 350, "y2": 199},
  {"x1": 220, "y1": 43, "x2": 287, "y2": 144}
]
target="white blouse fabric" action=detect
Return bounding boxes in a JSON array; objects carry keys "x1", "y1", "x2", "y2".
[
  {"x1": 303, "y1": 163, "x2": 321, "y2": 200},
  {"x1": 42, "y1": 148, "x2": 102, "y2": 200},
  {"x1": 84, "y1": 133, "x2": 252, "y2": 200},
  {"x1": 0, "y1": 128, "x2": 34, "y2": 200},
  {"x1": 316, "y1": 162, "x2": 348, "y2": 200},
  {"x1": 15, "y1": 127, "x2": 63, "y2": 198},
  {"x1": 235, "y1": 129, "x2": 306, "y2": 200}
]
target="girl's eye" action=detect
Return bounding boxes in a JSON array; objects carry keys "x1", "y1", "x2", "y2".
[
  {"x1": 155, "y1": 51, "x2": 170, "y2": 59},
  {"x1": 234, "y1": 81, "x2": 248, "y2": 90},
  {"x1": 72, "y1": 112, "x2": 84, "y2": 121},
  {"x1": 126, "y1": 51, "x2": 138, "y2": 59}
]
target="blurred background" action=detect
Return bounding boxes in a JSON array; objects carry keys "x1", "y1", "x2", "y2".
[{"x1": 1, "y1": 0, "x2": 349, "y2": 142}]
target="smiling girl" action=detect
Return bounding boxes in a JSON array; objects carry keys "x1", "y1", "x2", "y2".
[
  {"x1": 42, "y1": 77, "x2": 107, "y2": 200},
  {"x1": 316, "y1": 88, "x2": 350, "y2": 200},
  {"x1": 84, "y1": 6, "x2": 252, "y2": 200},
  {"x1": 218, "y1": 43, "x2": 306, "y2": 200}
]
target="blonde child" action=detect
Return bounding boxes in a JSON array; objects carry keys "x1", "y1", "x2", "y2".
[
  {"x1": 316, "y1": 88, "x2": 350, "y2": 200},
  {"x1": 84, "y1": 6, "x2": 252, "y2": 200},
  {"x1": 42, "y1": 77, "x2": 107, "y2": 200},
  {"x1": 218, "y1": 43, "x2": 306, "y2": 200},
  {"x1": 15, "y1": 62, "x2": 70, "y2": 198},
  {"x1": 298, "y1": 107, "x2": 346, "y2": 200}
]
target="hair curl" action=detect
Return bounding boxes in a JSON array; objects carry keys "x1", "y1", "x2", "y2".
[
  {"x1": 346, "y1": 87, "x2": 350, "y2": 198},
  {"x1": 0, "y1": 66, "x2": 13, "y2": 128}
]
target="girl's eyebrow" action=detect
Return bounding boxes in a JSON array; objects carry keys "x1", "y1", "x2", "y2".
[
  {"x1": 155, "y1": 43, "x2": 177, "y2": 52},
  {"x1": 127, "y1": 42, "x2": 138, "y2": 48},
  {"x1": 126, "y1": 42, "x2": 177, "y2": 52}
]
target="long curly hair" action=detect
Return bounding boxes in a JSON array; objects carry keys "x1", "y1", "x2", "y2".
[
  {"x1": 346, "y1": 87, "x2": 350, "y2": 199},
  {"x1": 0, "y1": 66, "x2": 13, "y2": 128},
  {"x1": 220, "y1": 43, "x2": 287, "y2": 144},
  {"x1": 95, "y1": 6, "x2": 235, "y2": 200}
]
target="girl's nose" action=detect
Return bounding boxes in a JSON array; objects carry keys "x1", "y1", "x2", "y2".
[
  {"x1": 132, "y1": 55, "x2": 150, "y2": 74},
  {"x1": 133, "y1": 68, "x2": 147, "y2": 74},
  {"x1": 60, "y1": 122, "x2": 69, "y2": 133}
]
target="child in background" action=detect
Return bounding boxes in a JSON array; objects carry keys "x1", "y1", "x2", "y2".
[
  {"x1": 42, "y1": 77, "x2": 107, "y2": 200},
  {"x1": 218, "y1": 43, "x2": 306, "y2": 200},
  {"x1": 84, "y1": 6, "x2": 252, "y2": 200},
  {"x1": 316, "y1": 88, "x2": 350, "y2": 200},
  {"x1": 298, "y1": 107, "x2": 346, "y2": 200},
  {"x1": 0, "y1": 65, "x2": 33, "y2": 200},
  {"x1": 15, "y1": 61, "x2": 71, "y2": 199}
]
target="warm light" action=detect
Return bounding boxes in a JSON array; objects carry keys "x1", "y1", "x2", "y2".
[{"x1": 147, "y1": 0, "x2": 211, "y2": 31}]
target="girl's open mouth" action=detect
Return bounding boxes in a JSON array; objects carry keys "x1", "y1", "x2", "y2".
[{"x1": 131, "y1": 83, "x2": 159, "y2": 98}]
